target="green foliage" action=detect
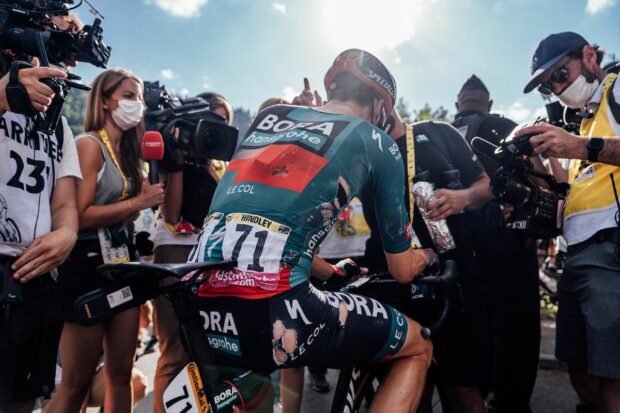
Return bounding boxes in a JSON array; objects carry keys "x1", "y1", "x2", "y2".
[
  {"x1": 413, "y1": 103, "x2": 452, "y2": 123},
  {"x1": 395, "y1": 97, "x2": 453, "y2": 123},
  {"x1": 395, "y1": 97, "x2": 414, "y2": 124},
  {"x1": 63, "y1": 89, "x2": 88, "y2": 136}
]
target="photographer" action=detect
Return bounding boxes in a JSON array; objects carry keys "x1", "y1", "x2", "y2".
[
  {"x1": 152, "y1": 92, "x2": 233, "y2": 413},
  {"x1": 452, "y1": 75, "x2": 540, "y2": 413},
  {"x1": 0, "y1": 57, "x2": 81, "y2": 412},
  {"x1": 360, "y1": 110, "x2": 493, "y2": 413},
  {"x1": 521, "y1": 32, "x2": 620, "y2": 413},
  {"x1": 48, "y1": 68, "x2": 164, "y2": 413}
]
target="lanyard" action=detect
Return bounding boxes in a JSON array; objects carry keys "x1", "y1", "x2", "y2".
[
  {"x1": 98, "y1": 128, "x2": 128, "y2": 201},
  {"x1": 405, "y1": 124, "x2": 415, "y2": 223}
]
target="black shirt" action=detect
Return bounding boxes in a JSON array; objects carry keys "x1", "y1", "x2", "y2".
[
  {"x1": 452, "y1": 111, "x2": 539, "y2": 298},
  {"x1": 360, "y1": 120, "x2": 484, "y2": 280}
]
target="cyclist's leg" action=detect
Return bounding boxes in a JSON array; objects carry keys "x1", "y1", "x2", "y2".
[
  {"x1": 280, "y1": 367, "x2": 304, "y2": 413},
  {"x1": 47, "y1": 322, "x2": 105, "y2": 413},
  {"x1": 369, "y1": 315, "x2": 432, "y2": 413},
  {"x1": 102, "y1": 306, "x2": 140, "y2": 412}
]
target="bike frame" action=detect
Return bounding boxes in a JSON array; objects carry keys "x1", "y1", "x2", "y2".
[{"x1": 73, "y1": 260, "x2": 456, "y2": 413}]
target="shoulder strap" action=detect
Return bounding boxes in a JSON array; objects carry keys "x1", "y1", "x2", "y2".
[
  {"x1": 607, "y1": 77, "x2": 620, "y2": 126},
  {"x1": 55, "y1": 117, "x2": 64, "y2": 149}
]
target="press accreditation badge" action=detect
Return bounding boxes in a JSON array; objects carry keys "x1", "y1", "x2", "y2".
[{"x1": 97, "y1": 227, "x2": 131, "y2": 264}]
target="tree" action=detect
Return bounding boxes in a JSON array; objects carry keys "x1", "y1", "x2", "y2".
[
  {"x1": 63, "y1": 88, "x2": 88, "y2": 136},
  {"x1": 413, "y1": 103, "x2": 452, "y2": 123},
  {"x1": 395, "y1": 97, "x2": 414, "y2": 124}
]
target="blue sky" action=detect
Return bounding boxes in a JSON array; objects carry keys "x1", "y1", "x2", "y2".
[{"x1": 73, "y1": 0, "x2": 619, "y2": 122}]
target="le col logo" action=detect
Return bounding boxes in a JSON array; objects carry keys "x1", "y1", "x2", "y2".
[
  {"x1": 199, "y1": 310, "x2": 239, "y2": 335},
  {"x1": 256, "y1": 114, "x2": 337, "y2": 137}
]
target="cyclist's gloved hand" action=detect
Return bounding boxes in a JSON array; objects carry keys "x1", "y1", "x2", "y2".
[
  {"x1": 420, "y1": 248, "x2": 440, "y2": 275},
  {"x1": 329, "y1": 258, "x2": 367, "y2": 287},
  {"x1": 332, "y1": 258, "x2": 362, "y2": 278}
]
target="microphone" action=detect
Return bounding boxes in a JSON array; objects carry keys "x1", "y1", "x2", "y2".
[
  {"x1": 471, "y1": 136, "x2": 500, "y2": 160},
  {"x1": 142, "y1": 131, "x2": 164, "y2": 185}
]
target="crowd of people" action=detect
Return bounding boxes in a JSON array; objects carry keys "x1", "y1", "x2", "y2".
[{"x1": 0, "y1": 10, "x2": 619, "y2": 413}]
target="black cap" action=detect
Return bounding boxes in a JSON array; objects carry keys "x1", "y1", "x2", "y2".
[
  {"x1": 459, "y1": 75, "x2": 489, "y2": 94},
  {"x1": 523, "y1": 32, "x2": 589, "y2": 93}
]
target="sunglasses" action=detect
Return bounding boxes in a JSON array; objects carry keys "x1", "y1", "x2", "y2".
[{"x1": 538, "y1": 65, "x2": 570, "y2": 95}]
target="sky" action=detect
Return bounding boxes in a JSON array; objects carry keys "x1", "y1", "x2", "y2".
[{"x1": 72, "y1": 0, "x2": 620, "y2": 123}]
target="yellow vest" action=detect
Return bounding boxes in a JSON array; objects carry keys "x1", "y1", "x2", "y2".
[{"x1": 564, "y1": 73, "x2": 620, "y2": 220}]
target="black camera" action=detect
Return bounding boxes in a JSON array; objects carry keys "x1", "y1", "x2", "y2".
[
  {"x1": 471, "y1": 126, "x2": 569, "y2": 239},
  {"x1": 143, "y1": 81, "x2": 238, "y2": 170},
  {"x1": 544, "y1": 100, "x2": 581, "y2": 134},
  {"x1": 0, "y1": 0, "x2": 111, "y2": 134}
]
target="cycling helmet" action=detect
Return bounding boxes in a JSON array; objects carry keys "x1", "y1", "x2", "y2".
[{"x1": 324, "y1": 49, "x2": 397, "y2": 114}]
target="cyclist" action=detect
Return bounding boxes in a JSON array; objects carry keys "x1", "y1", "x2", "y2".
[{"x1": 188, "y1": 49, "x2": 437, "y2": 412}]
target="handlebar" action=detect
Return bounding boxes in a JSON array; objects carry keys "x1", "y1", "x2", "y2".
[{"x1": 339, "y1": 260, "x2": 457, "y2": 339}]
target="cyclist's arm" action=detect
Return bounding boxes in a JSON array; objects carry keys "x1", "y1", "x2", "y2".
[
  {"x1": 310, "y1": 254, "x2": 336, "y2": 280},
  {"x1": 362, "y1": 123, "x2": 428, "y2": 283},
  {"x1": 385, "y1": 248, "x2": 430, "y2": 283}
]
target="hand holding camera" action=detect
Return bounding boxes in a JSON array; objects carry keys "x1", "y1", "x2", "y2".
[
  {"x1": 516, "y1": 122, "x2": 587, "y2": 160},
  {"x1": 0, "y1": 56, "x2": 66, "y2": 114}
]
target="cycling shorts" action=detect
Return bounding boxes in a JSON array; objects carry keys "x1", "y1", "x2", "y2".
[{"x1": 196, "y1": 283, "x2": 409, "y2": 375}]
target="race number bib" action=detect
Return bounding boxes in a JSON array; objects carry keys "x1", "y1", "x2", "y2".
[
  {"x1": 193, "y1": 212, "x2": 291, "y2": 290},
  {"x1": 222, "y1": 213, "x2": 290, "y2": 274}
]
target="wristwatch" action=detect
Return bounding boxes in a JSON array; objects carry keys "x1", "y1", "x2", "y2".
[{"x1": 587, "y1": 137, "x2": 604, "y2": 162}]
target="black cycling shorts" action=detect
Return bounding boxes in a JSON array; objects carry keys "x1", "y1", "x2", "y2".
[{"x1": 196, "y1": 283, "x2": 409, "y2": 376}]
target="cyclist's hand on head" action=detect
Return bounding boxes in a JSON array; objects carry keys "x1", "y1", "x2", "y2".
[{"x1": 291, "y1": 77, "x2": 324, "y2": 107}]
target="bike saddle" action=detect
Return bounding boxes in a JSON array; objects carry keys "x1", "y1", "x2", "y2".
[{"x1": 96, "y1": 261, "x2": 235, "y2": 282}]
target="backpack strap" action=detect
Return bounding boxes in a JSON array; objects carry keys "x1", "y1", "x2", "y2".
[{"x1": 607, "y1": 77, "x2": 620, "y2": 126}]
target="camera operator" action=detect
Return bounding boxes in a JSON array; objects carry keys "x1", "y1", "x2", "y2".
[
  {"x1": 452, "y1": 75, "x2": 540, "y2": 413},
  {"x1": 0, "y1": 58, "x2": 81, "y2": 413},
  {"x1": 151, "y1": 92, "x2": 233, "y2": 413},
  {"x1": 521, "y1": 32, "x2": 620, "y2": 413},
  {"x1": 360, "y1": 109, "x2": 493, "y2": 413}
]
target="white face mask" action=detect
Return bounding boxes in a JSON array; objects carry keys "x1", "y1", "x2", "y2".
[
  {"x1": 557, "y1": 75, "x2": 600, "y2": 109},
  {"x1": 111, "y1": 99, "x2": 144, "y2": 131}
]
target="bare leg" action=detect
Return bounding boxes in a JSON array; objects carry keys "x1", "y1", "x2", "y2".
[
  {"x1": 440, "y1": 386, "x2": 486, "y2": 413},
  {"x1": 369, "y1": 317, "x2": 433, "y2": 413},
  {"x1": 102, "y1": 307, "x2": 140, "y2": 413},
  {"x1": 280, "y1": 367, "x2": 304, "y2": 413},
  {"x1": 600, "y1": 378, "x2": 620, "y2": 413},
  {"x1": 569, "y1": 368, "x2": 602, "y2": 409},
  {"x1": 47, "y1": 323, "x2": 105, "y2": 413}
]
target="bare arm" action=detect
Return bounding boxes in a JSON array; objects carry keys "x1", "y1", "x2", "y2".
[
  {"x1": 13, "y1": 176, "x2": 78, "y2": 281},
  {"x1": 161, "y1": 171, "x2": 183, "y2": 224},
  {"x1": 310, "y1": 255, "x2": 337, "y2": 281},
  {"x1": 76, "y1": 137, "x2": 164, "y2": 230},
  {"x1": 385, "y1": 248, "x2": 430, "y2": 284},
  {"x1": 520, "y1": 123, "x2": 620, "y2": 167}
]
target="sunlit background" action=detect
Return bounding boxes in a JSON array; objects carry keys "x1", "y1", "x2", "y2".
[{"x1": 72, "y1": 0, "x2": 619, "y2": 126}]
